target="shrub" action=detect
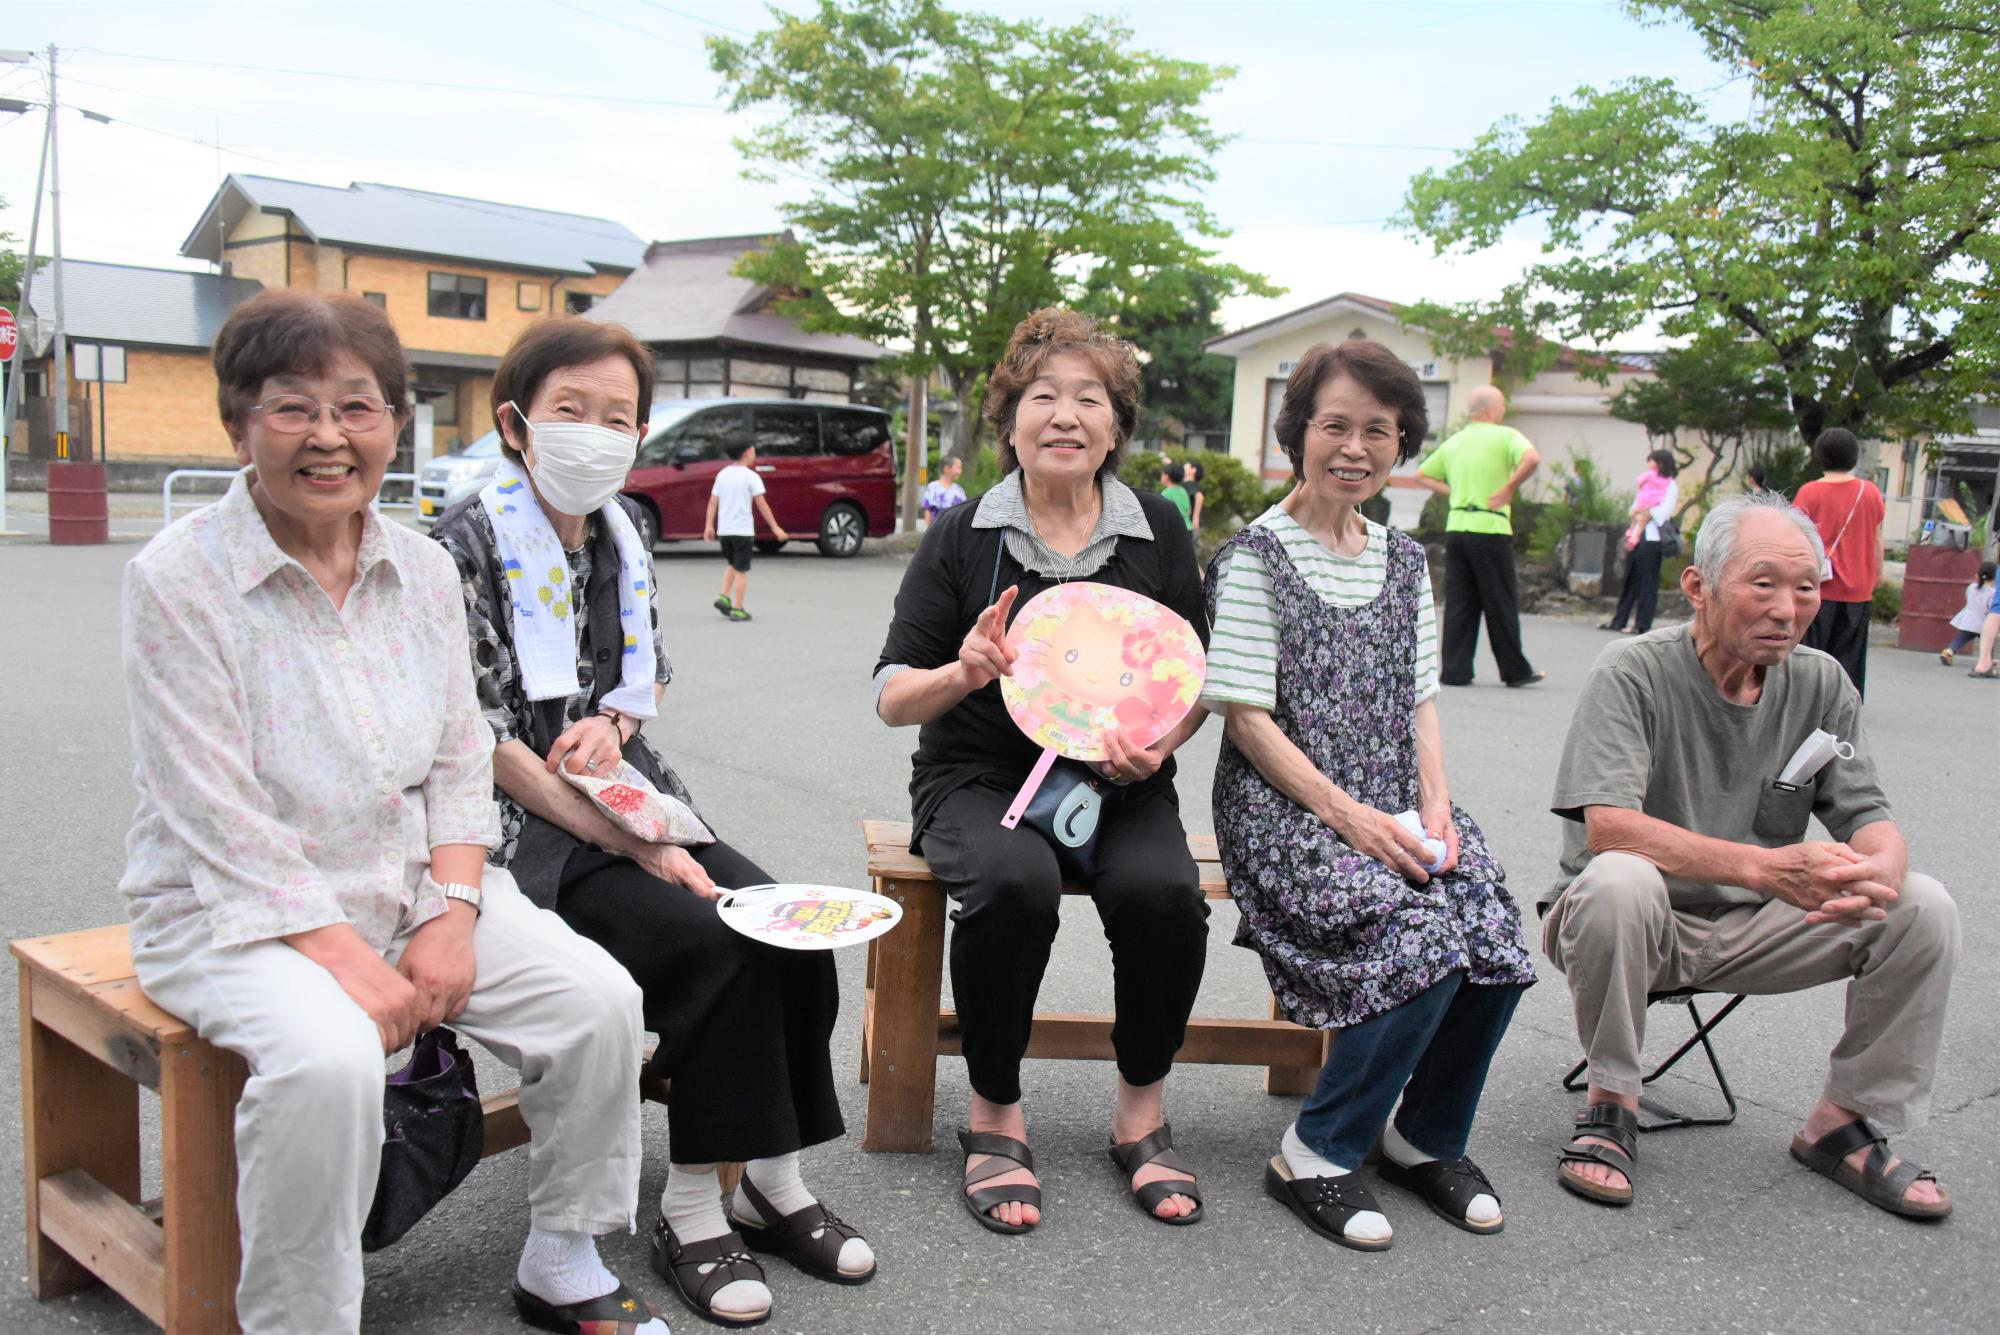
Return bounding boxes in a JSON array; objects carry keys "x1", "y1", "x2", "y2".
[
  {"x1": 1120, "y1": 449, "x2": 1268, "y2": 535},
  {"x1": 1870, "y1": 580, "x2": 1901, "y2": 624},
  {"x1": 1528, "y1": 450, "x2": 1633, "y2": 559}
]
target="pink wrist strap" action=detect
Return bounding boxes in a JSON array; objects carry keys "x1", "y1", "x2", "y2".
[{"x1": 1000, "y1": 747, "x2": 1060, "y2": 830}]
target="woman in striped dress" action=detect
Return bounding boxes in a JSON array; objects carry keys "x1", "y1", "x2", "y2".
[{"x1": 1201, "y1": 340, "x2": 1535, "y2": 1253}]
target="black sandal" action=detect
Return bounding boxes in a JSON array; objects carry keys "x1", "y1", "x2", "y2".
[
  {"x1": 730, "y1": 1174, "x2": 876, "y2": 1284},
  {"x1": 511, "y1": 1280, "x2": 664, "y2": 1334},
  {"x1": 958, "y1": 1128, "x2": 1043, "y2": 1235},
  {"x1": 649, "y1": 1215, "x2": 770, "y2": 1328},
  {"x1": 1108, "y1": 1122, "x2": 1204, "y2": 1225},
  {"x1": 1557, "y1": 1103, "x2": 1638, "y2": 1206},
  {"x1": 1263, "y1": 1156, "x2": 1392, "y2": 1252},
  {"x1": 1789, "y1": 1118, "x2": 1953, "y2": 1220},
  {"x1": 1377, "y1": 1153, "x2": 1504, "y2": 1234}
]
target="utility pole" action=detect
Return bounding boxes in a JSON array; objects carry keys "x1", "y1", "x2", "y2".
[
  {"x1": 47, "y1": 43, "x2": 70, "y2": 463},
  {"x1": 0, "y1": 48, "x2": 44, "y2": 529}
]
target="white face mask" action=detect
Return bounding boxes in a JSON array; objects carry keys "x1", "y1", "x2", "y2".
[{"x1": 505, "y1": 401, "x2": 637, "y2": 515}]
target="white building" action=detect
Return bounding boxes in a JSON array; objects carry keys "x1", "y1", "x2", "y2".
[{"x1": 1205, "y1": 292, "x2": 1656, "y2": 526}]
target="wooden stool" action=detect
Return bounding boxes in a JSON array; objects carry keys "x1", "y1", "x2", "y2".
[
  {"x1": 14, "y1": 923, "x2": 732, "y2": 1333},
  {"x1": 859, "y1": 819, "x2": 1330, "y2": 1153}
]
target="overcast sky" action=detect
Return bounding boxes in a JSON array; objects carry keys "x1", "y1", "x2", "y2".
[{"x1": 1, "y1": 1, "x2": 1732, "y2": 340}]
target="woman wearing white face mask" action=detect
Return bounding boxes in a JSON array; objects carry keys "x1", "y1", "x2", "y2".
[{"x1": 433, "y1": 319, "x2": 873, "y2": 1328}]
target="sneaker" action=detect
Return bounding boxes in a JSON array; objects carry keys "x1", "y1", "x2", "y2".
[
  {"x1": 1939, "y1": 648, "x2": 1954, "y2": 666},
  {"x1": 714, "y1": 595, "x2": 733, "y2": 617},
  {"x1": 727, "y1": 607, "x2": 753, "y2": 622}
]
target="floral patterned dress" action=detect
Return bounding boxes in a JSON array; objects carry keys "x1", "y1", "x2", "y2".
[{"x1": 1206, "y1": 523, "x2": 1535, "y2": 1030}]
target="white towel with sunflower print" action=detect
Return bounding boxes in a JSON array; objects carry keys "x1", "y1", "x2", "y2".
[{"x1": 478, "y1": 458, "x2": 658, "y2": 718}]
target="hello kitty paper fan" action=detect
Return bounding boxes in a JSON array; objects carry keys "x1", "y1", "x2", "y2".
[{"x1": 996, "y1": 582, "x2": 1205, "y2": 825}]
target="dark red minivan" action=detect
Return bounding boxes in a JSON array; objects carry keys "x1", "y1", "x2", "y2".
[{"x1": 621, "y1": 398, "x2": 897, "y2": 558}]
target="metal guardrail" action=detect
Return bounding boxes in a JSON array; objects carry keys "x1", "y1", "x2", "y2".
[{"x1": 163, "y1": 470, "x2": 418, "y2": 523}]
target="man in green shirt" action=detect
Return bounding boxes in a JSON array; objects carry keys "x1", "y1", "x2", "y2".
[
  {"x1": 1160, "y1": 461, "x2": 1193, "y2": 528},
  {"x1": 1415, "y1": 386, "x2": 1543, "y2": 686}
]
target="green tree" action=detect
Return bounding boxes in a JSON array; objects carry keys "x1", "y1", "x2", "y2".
[
  {"x1": 0, "y1": 196, "x2": 24, "y2": 312},
  {"x1": 1400, "y1": 0, "x2": 2000, "y2": 444},
  {"x1": 1609, "y1": 337, "x2": 1798, "y2": 514},
  {"x1": 1091, "y1": 266, "x2": 1241, "y2": 445},
  {"x1": 709, "y1": 0, "x2": 1274, "y2": 470}
]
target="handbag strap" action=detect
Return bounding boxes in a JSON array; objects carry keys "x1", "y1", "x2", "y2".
[{"x1": 1825, "y1": 484, "x2": 1866, "y2": 558}]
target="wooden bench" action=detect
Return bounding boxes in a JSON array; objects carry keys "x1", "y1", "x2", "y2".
[
  {"x1": 859, "y1": 819, "x2": 1329, "y2": 1153},
  {"x1": 13, "y1": 923, "x2": 718, "y2": 1334}
]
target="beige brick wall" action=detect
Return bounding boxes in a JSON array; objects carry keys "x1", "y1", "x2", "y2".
[
  {"x1": 92, "y1": 348, "x2": 236, "y2": 463},
  {"x1": 345, "y1": 254, "x2": 624, "y2": 358}
]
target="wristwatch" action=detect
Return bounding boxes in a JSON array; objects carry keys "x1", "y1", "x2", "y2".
[{"x1": 437, "y1": 881, "x2": 484, "y2": 915}]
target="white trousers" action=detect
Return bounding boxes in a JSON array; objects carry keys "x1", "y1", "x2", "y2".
[{"x1": 132, "y1": 869, "x2": 645, "y2": 1335}]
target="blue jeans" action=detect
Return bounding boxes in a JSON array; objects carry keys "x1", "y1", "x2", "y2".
[{"x1": 1294, "y1": 971, "x2": 1526, "y2": 1168}]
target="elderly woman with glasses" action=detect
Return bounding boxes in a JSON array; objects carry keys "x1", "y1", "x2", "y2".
[
  {"x1": 1201, "y1": 341, "x2": 1536, "y2": 1253},
  {"x1": 119, "y1": 290, "x2": 665, "y2": 1333}
]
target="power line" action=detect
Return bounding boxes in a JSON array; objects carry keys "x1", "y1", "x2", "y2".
[
  {"x1": 544, "y1": 0, "x2": 688, "y2": 48},
  {"x1": 83, "y1": 48, "x2": 733, "y2": 113},
  {"x1": 633, "y1": 0, "x2": 757, "y2": 39},
  {"x1": 61, "y1": 73, "x2": 466, "y2": 169}
]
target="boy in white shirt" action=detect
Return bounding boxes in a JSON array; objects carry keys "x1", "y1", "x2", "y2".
[{"x1": 705, "y1": 442, "x2": 789, "y2": 621}]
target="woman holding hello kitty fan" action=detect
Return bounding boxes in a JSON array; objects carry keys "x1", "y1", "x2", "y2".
[
  {"x1": 874, "y1": 308, "x2": 1213, "y2": 1235},
  {"x1": 1201, "y1": 339, "x2": 1535, "y2": 1253}
]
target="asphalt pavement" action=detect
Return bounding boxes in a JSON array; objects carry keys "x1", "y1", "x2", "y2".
[{"x1": 0, "y1": 526, "x2": 1993, "y2": 1334}]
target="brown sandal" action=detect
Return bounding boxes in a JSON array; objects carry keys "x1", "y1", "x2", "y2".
[
  {"x1": 649, "y1": 1215, "x2": 770, "y2": 1327},
  {"x1": 1108, "y1": 1122, "x2": 1204, "y2": 1225},
  {"x1": 1789, "y1": 1118, "x2": 1952, "y2": 1220},
  {"x1": 730, "y1": 1175, "x2": 875, "y2": 1284},
  {"x1": 1557, "y1": 1103, "x2": 1637, "y2": 1206}
]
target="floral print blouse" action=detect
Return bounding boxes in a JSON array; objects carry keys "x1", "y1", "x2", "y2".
[{"x1": 120, "y1": 472, "x2": 501, "y2": 953}]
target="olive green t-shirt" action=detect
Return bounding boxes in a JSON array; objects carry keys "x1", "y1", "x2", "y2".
[
  {"x1": 1545, "y1": 625, "x2": 1893, "y2": 910},
  {"x1": 1417, "y1": 421, "x2": 1533, "y2": 534}
]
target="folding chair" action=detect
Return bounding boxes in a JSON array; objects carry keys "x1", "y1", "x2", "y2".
[{"x1": 1562, "y1": 987, "x2": 1747, "y2": 1131}]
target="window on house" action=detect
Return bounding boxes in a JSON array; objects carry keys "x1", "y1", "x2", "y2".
[
  {"x1": 362, "y1": 291, "x2": 387, "y2": 309},
  {"x1": 1261, "y1": 379, "x2": 1288, "y2": 476},
  {"x1": 1421, "y1": 384, "x2": 1450, "y2": 440},
  {"x1": 1899, "y1": 440, "x2": 1918, "y2": 497},
  {"x1": 428, "y1": 272, "x2": 487, "y2": 320},
  {"x1": 72, "y1": 342, "x2": 128, "y2": 383},
  {"x1": 565, "y1": 291, "x2": 596, "y2": 315},
  {"x1": 517, "y1": 282, "x2": 543, "y2": 312}
]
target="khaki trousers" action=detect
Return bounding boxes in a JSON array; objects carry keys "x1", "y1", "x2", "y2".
[
  {"x1": 1542, "y1": 852, "x2": 1958, "y2": 1133},
  {"x1": 133, "y1": 869, "x2": 646, "y2": 1335}
]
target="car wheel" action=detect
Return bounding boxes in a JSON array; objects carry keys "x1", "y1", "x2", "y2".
[
  {"x1": 754, "y1": 538, "x2": 787, "y2": 554},
  {"x1": 816, "y1": 502, "x2": 866, "y2": 558},
  {"x1": 631, "y1": 498, "x2": 660, "y2": 552}
]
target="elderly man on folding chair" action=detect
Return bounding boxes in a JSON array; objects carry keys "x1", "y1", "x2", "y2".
[{"x1": 1539, "y1": 493, "x2": 1959, "y2": 1221}]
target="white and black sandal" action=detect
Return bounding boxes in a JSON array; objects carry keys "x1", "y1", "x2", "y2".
[
  {"x1": 1377, "y1": 1154, "x2": 1504, "y2": 1234},
  {"x1": 1263, "y1": 1156, "x2": 1392, "y2": 1252}
]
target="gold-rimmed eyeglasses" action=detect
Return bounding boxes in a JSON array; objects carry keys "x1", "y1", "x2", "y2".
[
  {"x1": 248, "y1": 394, "x2": 392, "y2": 435},
  {"x1": 1307, "y1": 417, "x2": 1401, "y2": 447}
]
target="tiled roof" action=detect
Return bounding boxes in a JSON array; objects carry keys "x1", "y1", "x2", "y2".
[
  {"x1": 183, "y1": 174, "x2": 645, "y2": 276},
  {"x1": 22, "y1": 259, "x2": 263, "y2": 351},
  {"x1": 586, "y1": 235, "x2": 888, "y2": 362}
]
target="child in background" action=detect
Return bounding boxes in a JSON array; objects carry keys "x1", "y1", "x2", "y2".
[
  {"x1": 1941, "y1": 561, "x2": 1997, "y2": 666},
  {"x1": 1625, "y1": 457, "x2": 1673, "y2": 551}
]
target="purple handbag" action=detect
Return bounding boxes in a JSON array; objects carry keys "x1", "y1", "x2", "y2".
[{"x1": 362, "y1": 1028, "x2": 484, "y2": 1251}]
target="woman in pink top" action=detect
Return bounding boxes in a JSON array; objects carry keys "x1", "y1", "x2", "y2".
[{"x1": 1793, "y1": 427, "x2": 1885, "y2": 697}]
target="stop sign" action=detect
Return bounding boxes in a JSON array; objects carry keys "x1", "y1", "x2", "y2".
[{"x1": 0, "y1": 308, "x2": 17, "y2": 363}]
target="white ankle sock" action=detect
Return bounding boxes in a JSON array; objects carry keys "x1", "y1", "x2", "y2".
[
  {"x1": 738, "y1": 1152, "x2": 876, "y2": 1278},
  {"x1": 1382, "y1": 1123, "x2": 1500, "y2": 1225},
  {"x1": 1282, "y1": 1124, "x2": 1391, "y2": 1242},
  {"x1": 664, "y1": 1164, "x2": 770, "y2": 1320},
  {"x1": 516, "y1": 1226, "x2": 619, "y2": 1307}
]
